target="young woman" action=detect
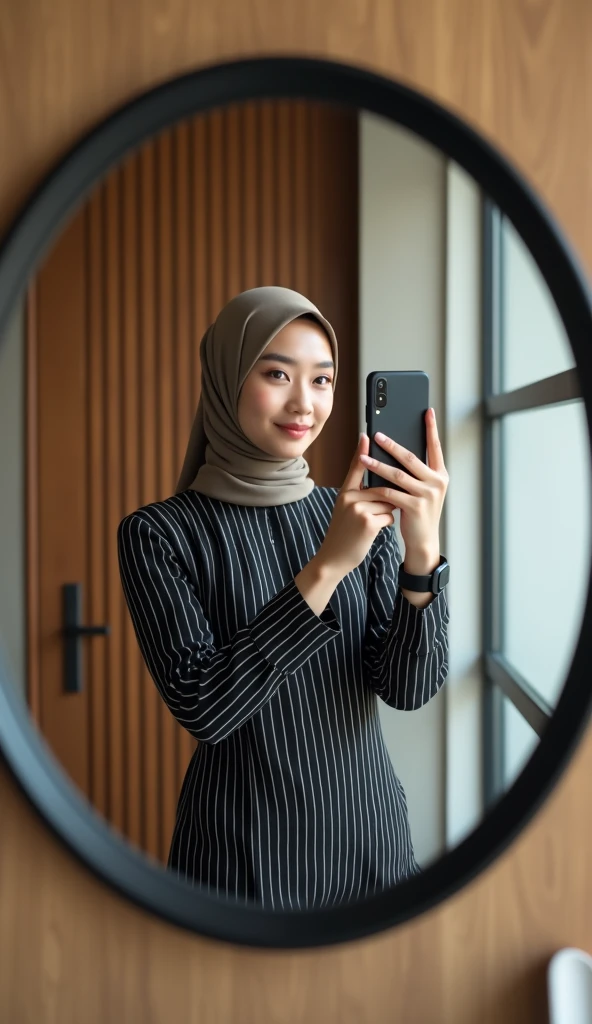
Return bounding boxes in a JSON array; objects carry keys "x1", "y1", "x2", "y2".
[{"x1": 117, "y1": 285, "x2": 450, "y2": 910}]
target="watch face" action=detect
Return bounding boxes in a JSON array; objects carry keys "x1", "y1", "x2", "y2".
[{"x1": 436, "y1": 564, "x2": 450, "y2": 590}]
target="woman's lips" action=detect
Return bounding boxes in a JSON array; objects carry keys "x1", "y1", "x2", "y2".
[{"x1": 275, "y1": 424, "x2": 311, "y2": 438}]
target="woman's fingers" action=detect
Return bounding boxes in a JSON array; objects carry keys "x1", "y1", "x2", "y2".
[
  {"x1": 341, "y1": 414, "x2": 448, "y2": 505},
  {"x1": 359, "y1": 487, "x2": 418, "y2": 512},
  {"x1": 371, "y1": 410, "x2": 448, "y2": 485},
  {"x1": 425, "y1": 407, "x2": 447, "y2": 474},
  {"x1": 358, "y1": 500, "x2": 398, "y2": 515},
  {"x1": 359, "y1": 454, "x2": 428, "y2": 496},
  {"x1": 371, "y1": 431, "x2": 430, "y2": 481}
]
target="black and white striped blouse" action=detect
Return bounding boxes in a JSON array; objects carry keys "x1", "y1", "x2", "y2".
[{"x1": 117, "y1": 485, "x2": 449, "y2": 909}]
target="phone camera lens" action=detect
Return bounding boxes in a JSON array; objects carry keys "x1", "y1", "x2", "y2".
[
  {"x1": 377, "y1": 393, "x2": 386, "y2": 407},
  {"x1": 377, "y1": 379, "x2": 386, "y2": 390}
]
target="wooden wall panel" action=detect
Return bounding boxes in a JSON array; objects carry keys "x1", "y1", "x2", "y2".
[
  {"x1": 1, "y1": 2, "x2": 592, "y2": 1022},
  {"x1": 26, "y1": 101, "x2": 358, "y2": 865}
]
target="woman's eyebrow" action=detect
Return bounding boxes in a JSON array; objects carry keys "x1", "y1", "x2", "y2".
[{"x1": 257, "y1": 352, "x2": 335, "y2": 369}]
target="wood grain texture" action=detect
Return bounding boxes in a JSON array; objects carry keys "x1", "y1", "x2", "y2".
[{"x1": 1, "y1": 1, "x2": 592, "y2": 1021}]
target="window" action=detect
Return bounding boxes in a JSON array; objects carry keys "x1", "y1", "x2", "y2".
[
  {"x1": 503, "y1": 692, "x2": 539, "y2": 789},
  {"x1": 501, "y1": 403, "x2": 589, "y2": 707},
  {"x1": 482, "y1": 203, "x2": 591, "y2": 806}
]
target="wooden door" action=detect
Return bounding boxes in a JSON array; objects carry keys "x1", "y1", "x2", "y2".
[{"x1": 26, "y1": 100, "x2": 359, "y2": 864}]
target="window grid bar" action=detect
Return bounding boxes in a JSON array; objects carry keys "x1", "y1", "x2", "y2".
[
  {"x1": 485, "y1": 367, "x2": 581, "y2": 418},
  {"x1": 485, "y1": 653, "x2": 552, "y2": 738},
  {"x1": 482, "y1": 198, "x2": 505, "y2": 806}
]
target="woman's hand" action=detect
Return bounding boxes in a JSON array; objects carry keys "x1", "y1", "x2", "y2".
[
  {"x1": 315, "y1": 436, "x2": 405, "y2": 581},
  {"x1": 359, "y1": 407, "x2": 449, "y2": 576}
]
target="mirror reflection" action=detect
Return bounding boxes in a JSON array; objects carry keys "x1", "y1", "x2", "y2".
[{"x1": 0, "y1": 99, "x2": 589, "y2": 910}]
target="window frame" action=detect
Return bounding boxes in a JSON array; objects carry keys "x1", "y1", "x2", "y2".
[{"x1": 482, "y1": 199, "x2": 581, "y2": 807}]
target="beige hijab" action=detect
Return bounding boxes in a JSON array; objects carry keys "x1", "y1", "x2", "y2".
[{"x1": 175, "y1": 287, "x2": 339, "y2": 506}]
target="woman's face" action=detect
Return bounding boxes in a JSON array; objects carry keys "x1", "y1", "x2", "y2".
[{"x1": 237, "y1": 317, "x2": 335, "y2": 457}]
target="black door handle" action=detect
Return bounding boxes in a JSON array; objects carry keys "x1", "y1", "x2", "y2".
[{"x1": 62, "y1": 583, "x2": 110, "y2": 693}]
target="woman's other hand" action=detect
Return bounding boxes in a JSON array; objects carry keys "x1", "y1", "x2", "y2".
[{"x1": 359, "y1": 407, "x2": 449, "y2": 576}]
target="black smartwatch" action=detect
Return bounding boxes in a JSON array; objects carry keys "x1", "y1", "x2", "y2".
[{"x1": 398, "y1": 555, "x2": 450, "y2": 595}]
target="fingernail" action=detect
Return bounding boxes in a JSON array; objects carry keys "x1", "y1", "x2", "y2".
[{"x1": 375, "y1": 431, "x2": 386, "y2": 441}]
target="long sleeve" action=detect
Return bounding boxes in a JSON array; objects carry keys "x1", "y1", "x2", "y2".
[
  {"x1": 117, "y1": 512, "x2": 342, "y2": 743},
  {"x1": 362, "y1": 523, "x2": 449, "y2": 709}
]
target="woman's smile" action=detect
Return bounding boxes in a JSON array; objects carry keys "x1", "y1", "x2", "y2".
[{"x1": 274, "y1": 423, "x2": 311, "y2": 439}]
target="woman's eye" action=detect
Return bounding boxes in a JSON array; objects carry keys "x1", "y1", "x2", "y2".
[{"x1": 265, "y1": 370, "x2": 332, "y2": 385}]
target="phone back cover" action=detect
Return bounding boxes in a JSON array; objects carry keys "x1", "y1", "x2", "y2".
[{"x1": 365, "y1": 371, "x2": 429, "y2": 491}]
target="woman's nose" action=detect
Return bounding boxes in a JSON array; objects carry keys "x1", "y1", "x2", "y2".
[{"x1": 287, "y1": 385, "x2": 314, "y2": 411}]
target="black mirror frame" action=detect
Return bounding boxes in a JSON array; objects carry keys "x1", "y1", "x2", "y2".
[{"x1": 1, "y1": 56, "x2": 591, "y2": 951}]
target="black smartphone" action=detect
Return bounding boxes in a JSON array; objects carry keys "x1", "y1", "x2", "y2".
[{"x1": 365, "y1": 370, "x2": 430, "y2": 492}]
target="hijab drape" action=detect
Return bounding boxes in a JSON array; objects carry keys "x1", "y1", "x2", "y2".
[{"x1": 175, "y1": 286, "x2": 338, "y2": 506}]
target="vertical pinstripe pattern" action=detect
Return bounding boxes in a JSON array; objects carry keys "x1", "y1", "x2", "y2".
[{"x1": 117, "y1": 486, "x2": 449, "y2": 908}]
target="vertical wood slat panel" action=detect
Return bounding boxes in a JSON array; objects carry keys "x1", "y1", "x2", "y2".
[
  {"x1": 121, "y1": 154, "x2": 142, "y2": 847},
  {"x1": 87, "y1": 190, "x2": 108, "y2": 818},
  {"x1": 138, "y1": 143, "x2": 160, "y2": 860},
  {"x1": 173, "y1": 123, "x2": 192, "y2": 512},
  {"x1": 173, "y1": 122, "x2": 197, "y2": 785},
  {"x1": 293, "y1": 102, "x2": 310, "y2": 300},
  {"x1": 36, "y1": 215, "x2": 90, "y2": 793},
  {"x1": 242, "y1": 103, "x2": 259, "y2": 293},
  {"x1": 306, "y1": 103, "x2": 359, "y2": 485},
  {"x1": 104, "y1": 173, "x2": 124, "y2": 833},
  {"x1": 306, "y1": 103, "x2": 328, "y2": 485},
  {"x1": 32, "y1": 100, "x2": 358, "y2": 865},
  {"x1": 259, "y1": 102, "x2": 276, "y2": 286},
  {"x1": 276, "y1": 101, "x2": 293, "y2": 285},
  {"x1": 155, "y1": 131, "x2": 178, "y2": 863},
  {"x1": 191, "y1": 117, "x2": 207, "y2": 406},
  {"x1": 226, "y1": 106, "x2": 243, "y2": 300},
  {"x1": 209, "y1": 110, "x2": 226, "y2": 316}
]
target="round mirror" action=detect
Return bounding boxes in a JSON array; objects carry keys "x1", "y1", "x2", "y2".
[{"x1": 1, "y1": 57, "x2": 591, "y2": 949}]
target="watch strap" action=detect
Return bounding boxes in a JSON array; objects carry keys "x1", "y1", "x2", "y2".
[{"x1": 398, "y1": 555, "x2": 450, "y2": 594}]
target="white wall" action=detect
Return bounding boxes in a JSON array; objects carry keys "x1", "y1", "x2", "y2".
[
  {"x1": 359, "y1": 112, "x2": 448, "y2": 866},
  {"x1": 444, "y1": 164, "x2": 484, "y2": 848},
  {"x1": 0, "y1": 299, "x2": 26, "y2": 698}
]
